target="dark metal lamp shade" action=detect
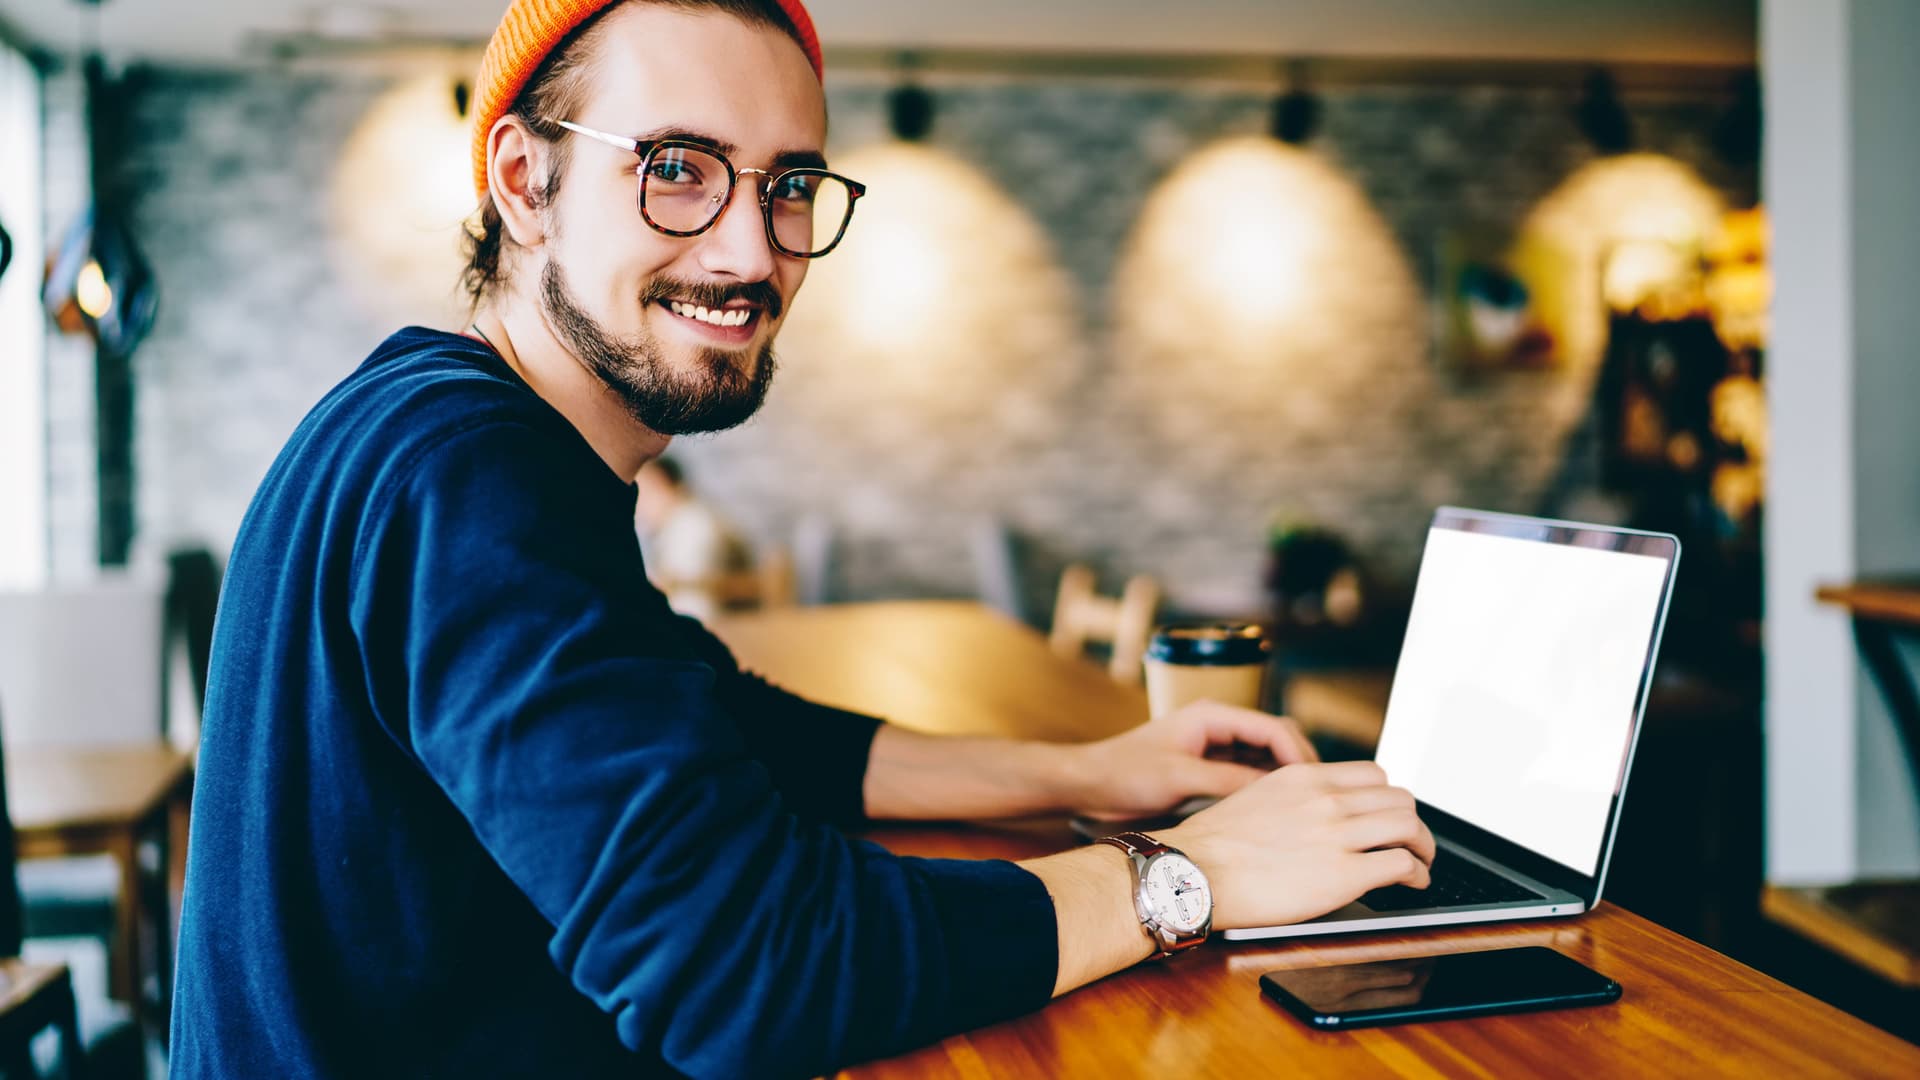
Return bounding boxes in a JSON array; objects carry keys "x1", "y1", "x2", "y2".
[{"x1": 41, "y1": 205, "x2": 159, "y2": 359}]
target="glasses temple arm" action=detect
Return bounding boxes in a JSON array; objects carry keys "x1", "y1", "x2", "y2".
[{"x1": 551, "y1": 119, "x2": 641, "y2": 154}]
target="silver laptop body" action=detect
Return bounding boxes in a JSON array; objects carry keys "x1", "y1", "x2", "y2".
[{"x1": 1223, "y1": 507, "x2": 1681, "y2": 941}]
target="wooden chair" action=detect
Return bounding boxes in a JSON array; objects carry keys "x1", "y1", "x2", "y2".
[
  {"x1": 1, "y1": 717, "x2": 86, "y2": 1080},
  {"x1": 1049, "y1": 564, "x2": 1161, "y2": 683},
  {"x1": 664, "y1": 546, "x2": 797, "y2": 613},
  {"x1": 160, "y1": 547, "x2": 222, "y2": 753}
]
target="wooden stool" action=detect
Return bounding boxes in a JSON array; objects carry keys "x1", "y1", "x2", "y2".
[{"x1": 1049, "y1": 564, "x2": 1160, "y2": 683}]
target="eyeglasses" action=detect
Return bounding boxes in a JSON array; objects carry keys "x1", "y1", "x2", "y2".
[{"x1": 552, "y1": 119, "x2": 865, "y2": 259}]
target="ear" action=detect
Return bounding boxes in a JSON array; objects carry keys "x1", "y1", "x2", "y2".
[{"x1": 487, "y1": 116, "x2": 550, "y2": 250}]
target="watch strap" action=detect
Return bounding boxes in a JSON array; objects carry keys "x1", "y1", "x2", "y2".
[
  {"x1": 1095, "y1": 830, "x2": 1207, "y2": 960},
  {"x1": 1094, "y1": 830, "x2": 1170, "y2": 859}
]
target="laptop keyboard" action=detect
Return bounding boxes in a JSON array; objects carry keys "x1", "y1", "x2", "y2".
[{"x1": 1360, "y1": 850, "x2": 1545, "y2": 912}]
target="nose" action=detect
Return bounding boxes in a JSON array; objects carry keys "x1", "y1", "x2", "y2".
[{"x1": 695, "y1": 174, "x2": 780, "y2": 284}]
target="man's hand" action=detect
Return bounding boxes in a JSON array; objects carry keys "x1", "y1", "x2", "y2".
[
  {"x1": 1161, "y1": 760, "x2": 1434, "y2": 931},
  {"x1": 1065, "y1": 700, "x2": 1320, "y2": 820},
  {"x1": 1024, "y1": 757, "x2": 1432, "y2": 996}
]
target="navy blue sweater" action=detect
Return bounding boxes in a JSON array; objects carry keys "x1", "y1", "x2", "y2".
[{"x1": 170, "y1": 328, "x2": 1059, "y2": 1078}]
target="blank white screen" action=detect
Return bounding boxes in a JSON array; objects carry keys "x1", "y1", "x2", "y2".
[{"x1": 1373, "y1": 527, "x2": 1670, "y2": 875}]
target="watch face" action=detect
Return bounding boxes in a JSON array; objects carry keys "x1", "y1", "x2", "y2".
[{"x1": 1141, "y1": 853, "x2": 1211, "y2": 934}]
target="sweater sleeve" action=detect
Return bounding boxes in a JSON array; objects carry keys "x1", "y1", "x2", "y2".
[
  {"x1": 354, "y1": 420, "x2": 1057, "y2": 1078},
  {"x1": 671, "y1": 613, "x2": 882, "y2": 828}
]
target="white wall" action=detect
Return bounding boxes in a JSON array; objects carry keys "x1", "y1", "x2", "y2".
[
  {"x1": 1847, "y1": 0, "x2": 1920, "y2": 875},
  {"x1": 0, "y1": 580, "x2": 166, "y2": 747},
  {"x1": 0, "y1": 44, "x2": 46, "y2": 589},
  {"x1": 1763, "y1": 0, "x2": 1920, "y2": 884}
]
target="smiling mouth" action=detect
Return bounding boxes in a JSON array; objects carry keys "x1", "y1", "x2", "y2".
[{"x1": 662, "y1": 299, "x2": 758, "y2": 330}]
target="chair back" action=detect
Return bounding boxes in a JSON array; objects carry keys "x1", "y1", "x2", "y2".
[
  {"x1": 0, "y1": 705, "x2": 23, "y2": 957},
  {"x1": 659, "y1": 546, "x2": 797, "y2": 618},
  {"x1": 700, "y1": 548, "x2": 796, "y2": 609},
  {"x1": 1049, "y1": 564, "x2": 1161, "y2": 683},
  {"x1": 161, "y1": 547, "x2": 223, "y2": 751}
]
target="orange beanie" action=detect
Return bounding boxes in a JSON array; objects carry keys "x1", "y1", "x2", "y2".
[{"x1": 470, "y1": 0, "x2": 823, "y2": 198}]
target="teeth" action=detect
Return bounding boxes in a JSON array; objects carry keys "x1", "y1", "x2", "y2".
[
  {"x1": 666, "y1": 301, "x2": 751, "y2": 328},
  {"x1": 664, "y1": 299, "x2": 744, "y2": 326}
]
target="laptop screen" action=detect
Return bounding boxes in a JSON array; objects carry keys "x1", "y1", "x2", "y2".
[{"x1": 1373, "y1": 517, "x2": 1675, "y2": 876}]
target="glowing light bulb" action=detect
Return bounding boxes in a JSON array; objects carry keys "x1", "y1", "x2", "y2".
[{"x1": 76, "y1": 259, "x2": 114, "y2": 319}]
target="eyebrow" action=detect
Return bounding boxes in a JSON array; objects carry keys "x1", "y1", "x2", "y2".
[{"x1": 628, "y1": 125, "x2": 828, "y2": 171}]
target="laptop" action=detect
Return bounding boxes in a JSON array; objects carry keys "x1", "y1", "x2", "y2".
[{"x1": 1222, "y1": 506, "x2": 1681, "y2": 941}]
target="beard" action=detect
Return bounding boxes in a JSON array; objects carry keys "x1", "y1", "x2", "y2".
[{"x1": 538, "y1": 259, "x2": 780, "y2": 436}]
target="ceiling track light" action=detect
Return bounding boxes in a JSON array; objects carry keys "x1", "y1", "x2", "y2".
[
  {"x1": 887, "y1": 51, "x2": 935, "y2": 142},
  {"x1": 1270, "y1": 59, "x2": 1320, "y2": 145},
  {"x1": 1575, "y1": 70, "x2": 1634, "y2": 154},
  {"x1": 1711, "y1": 70, "x2": 1761, "y2": 169}
]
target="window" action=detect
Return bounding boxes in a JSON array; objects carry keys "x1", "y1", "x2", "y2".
[{"x1": 0, "y1": 42, "x2": 46, "y2": 587}]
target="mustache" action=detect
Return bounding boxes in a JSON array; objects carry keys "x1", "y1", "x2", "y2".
[{"x1": 639, "y1": 277, "x2": 784, "y2": 321}]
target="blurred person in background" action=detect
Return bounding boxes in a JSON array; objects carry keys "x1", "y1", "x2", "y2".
[
  {"x1": 171, "y1": 1, "x2": 1432, "y2": 1076},
  {"x1": 633, "y1": 455, "x2": 751, "y2": 620}
]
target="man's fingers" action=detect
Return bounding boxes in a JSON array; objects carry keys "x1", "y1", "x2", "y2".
[
  {"x1": 1356, "y1": 847, "x2": 1432, "y2": 891},
  {"x1": 1179, "y1": 758, "x2": 1269, "y2": 798},
  {"x1": 1192, "y1": 704, "x2": 1320, "y2": 765},
  {"x1": 1342, "y1": 810, "x2": 1436, "y2": 865},
  {"x1": 1412, "y1": 821, "x2": 1436, "y2": 866},
  {"x1": 1304, "y1": 760, "x2": 1391, "y2": 789},
  {"x1": 1330, "y1": 785, "x2": 1418, "y2": 818}
]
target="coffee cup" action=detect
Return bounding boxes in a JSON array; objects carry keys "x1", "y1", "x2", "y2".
[
  {"x1": 1143, "y1": 623, "x2": 1271, "y2": 719},
  {"x1": 1067, "y1": 623, "x2": 1275, "y2": 842}
]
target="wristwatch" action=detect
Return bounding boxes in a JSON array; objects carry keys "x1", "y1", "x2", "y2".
[{"x1": 1095, "y1": 831, "x2": 1213, "y2": 959}]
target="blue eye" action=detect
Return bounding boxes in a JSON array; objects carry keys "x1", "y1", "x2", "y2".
[
  {"x1": 648, "y1": 159, "x2": 700, "y2": 185},
  {"x1": 773, "y1": 174, "x2": 818, "y2": 204}
]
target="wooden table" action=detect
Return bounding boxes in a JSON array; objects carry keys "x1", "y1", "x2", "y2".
[
  {"x1": 714, "y1": 600, "x2": 1148, "y2": 743},
  {"x1": 1759, "y1": 582, "x2": 1920, "y2": 990},
  {"x1": 1816, "y1": 580, "x2": 1920, "y2": 789},
  {"x1": 6, "y1": 744, "x2": 194, "y2": 1025},
  {"x1": 712, "y1": 601, "x2": 1920, "y2": 1077}
]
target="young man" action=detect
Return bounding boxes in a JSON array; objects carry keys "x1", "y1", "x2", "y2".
[{"x1": 171, "y1": 1, "x2": 1433, "y2": 1076}]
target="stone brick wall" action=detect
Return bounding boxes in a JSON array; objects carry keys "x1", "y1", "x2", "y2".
[{"x1": 43, "y1": 62, "x2": 1756, "y2": 616}]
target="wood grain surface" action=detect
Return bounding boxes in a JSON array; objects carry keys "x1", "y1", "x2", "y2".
[
  {"x1": 844, "y1": 818, "x2": 1920, "y2": 1078},
  {"x1": 712, "y1": 602, "x2": 1920, "y2": 1077},
  {"x1": 1816, "y1": 581, "x2": 1920, "y2": 627},
  {"x1": 1763, "y1": 883, "x2": 1920, "y2": 989},
  {"x1": 713, "y1": 600, "x2": 1148, "y2": 743},
  {"x1": 7, "y1": 745, "x2": 192, "y2": 836}
]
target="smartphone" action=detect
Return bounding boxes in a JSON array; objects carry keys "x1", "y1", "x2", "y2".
[{"x1": 1260, "y1": 947, "x2": 1621, "y2": 1030}]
